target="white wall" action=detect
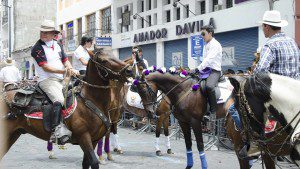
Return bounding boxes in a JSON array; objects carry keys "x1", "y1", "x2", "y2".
[
  {"x1": 57, "y1": 0, "x2": 112, "y2": 25},
  {"x1": 112, "y1": 0, "x2": 296, "y2": 66}
]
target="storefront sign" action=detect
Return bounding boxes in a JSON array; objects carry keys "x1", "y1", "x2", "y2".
[
  {"x1": 96, "y1": 37, "x2": 112, "y2": 46},
  {"x1": 222, "y1": 47, "x2": 236, "y2": 66},
  {"x1": 67, "y1": 39, "x2": 76, "y2": 51},
  {"x1": 133, "y1": 28, "x2": 167, "y2": 43},
  {"x1": 172, "y1": 52, "x2": 183, "y2": 67},
  {"x1": 176, "y1": 18, "x2": 215, "y2": 36},
  {"x1": 191, "y1": 35, "x2": 204, "y2": 61}
]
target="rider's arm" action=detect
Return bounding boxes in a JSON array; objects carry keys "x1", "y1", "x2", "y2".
[
  {"x1": 253, "y1": 46, "x2": 274, "y2": 74},
  {"x1": 79, "y1": 57, "x2": 88, "y2": 66},
  {"x1": 197, "y1": 43, "x2": 222, "y2": 71}
]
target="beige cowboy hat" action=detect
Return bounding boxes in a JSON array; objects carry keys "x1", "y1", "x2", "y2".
[
  {"x1": 40, "y1": 19, "x2": 60, "y2": 34},
  {"x1": 258, "y1": 10, "x2": 288, "y2": 27},
  {"x1": 4, "y1": 58, "x2": 15, "y2": 66}
]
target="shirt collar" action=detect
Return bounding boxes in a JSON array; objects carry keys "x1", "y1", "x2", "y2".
[{"x1": 270, "y1": 32, "x2": 285, "y2": 39}]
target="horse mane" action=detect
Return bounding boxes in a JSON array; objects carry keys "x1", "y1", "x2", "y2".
[{"x1": 245, "y1": 73, "x2": 272, "y2": 103}]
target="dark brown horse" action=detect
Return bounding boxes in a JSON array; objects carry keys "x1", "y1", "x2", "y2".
[
  {"x1": 0, "y1": 49, "x2": 131, "y2": 169},
  {"x1": 134, "y1": 71, "x2": 228, "y2": 168}
]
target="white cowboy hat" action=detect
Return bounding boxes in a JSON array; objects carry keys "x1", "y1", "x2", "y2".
[
  {"x1": 258, "y1": 10, "x2": 288, "y2": 27},
  {"x1": 4, "y1": 58, "x2": 15, "y2": 66},
  {"x1": 40, "y1": 19, "x2": 60, "y2": 33}
]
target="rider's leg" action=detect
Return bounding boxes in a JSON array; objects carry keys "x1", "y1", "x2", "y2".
[
  {"x1": 228, "y1": 103, "x2": 242, "y2": 130},
  {"x1": 205, "y1": 70, "x2": 221, "y2": 116}
]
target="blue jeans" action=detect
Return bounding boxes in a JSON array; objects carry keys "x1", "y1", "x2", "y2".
[{"x1": 228, "y1": 103, "x2": 242, "y2": 130}]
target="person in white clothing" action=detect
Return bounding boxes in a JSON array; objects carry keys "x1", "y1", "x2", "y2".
[
  {"x1": 195, "y1": 25, "x2": 223, "y2": 116},
  {"x1": 0, "y1": 58, "x2": 21, "y2": 84},
  {"x1": 73, "y1": 36, "x2": 93, "y2": 76},
  {"x1": 31, "y1": 19, "x2": 78, "y2": 143},
  {"x1": 131, "y1": 46, "x2": 149, "y2": 77}
]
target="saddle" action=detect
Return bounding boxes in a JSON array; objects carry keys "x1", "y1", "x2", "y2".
[
  {"x1": 199, "y1": 75, "x2": 233, "y2": 104},
  {"x1": 8, "y1": 83, "x2": 76, "y2": 132}
]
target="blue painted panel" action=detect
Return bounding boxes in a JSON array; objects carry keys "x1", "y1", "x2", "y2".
[
  {"x1": 215, "y1": 27, "x2": 258, "y2": 72},
  {"x1": 164, "y1": 38, "x2": 188, "y2": 68}
]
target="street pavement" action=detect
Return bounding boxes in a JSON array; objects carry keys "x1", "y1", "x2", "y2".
[{"x1": 0, "y1": 127, "x2": 297, "y2": 169}]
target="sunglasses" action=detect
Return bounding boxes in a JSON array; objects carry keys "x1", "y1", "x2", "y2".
[{"x1": 201, "y1": 32, "x2": 206, "y2": 36}]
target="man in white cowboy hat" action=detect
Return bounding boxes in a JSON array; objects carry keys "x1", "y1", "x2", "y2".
[
  {"x1": 31, "y1": 19, "x2": 79, "y2": 144},
  {"x1": 254, "y1": 10, "x2": 300, "y2": 79},
  {"x1": 0, "y1": 57, "x2": 21, "y2": 84},
  {"x1": 239, "y1": 10, "x2": 300, "y2": 158}
]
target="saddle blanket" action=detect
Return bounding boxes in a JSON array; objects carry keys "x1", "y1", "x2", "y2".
[
  {"x1": 24, "y1": 98, "x2": 78, "y2": 120},
  {"x1": 217, "y1": 78, "x2": 234, "y2": 104},
  {"x1": 126, "y1": 85, "x2": 162, "y2": 109}
]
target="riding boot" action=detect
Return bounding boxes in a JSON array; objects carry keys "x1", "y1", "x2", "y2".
[
  {"x1": 50, "y1": 102, "x2": 62, "y2": 142},
  {"x1": 207, "y1": 89, "x2": 217, "y2": 115}
]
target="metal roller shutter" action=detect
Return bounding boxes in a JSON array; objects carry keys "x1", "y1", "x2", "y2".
[
  {"x1": 118, "y1": 43, "x2": 157, "y2": 66},
  {"x1": 215, "y1": 27, "x2": 258, "y2": 71},
  {"x1": 164, "y1": 38, "x2": 188, "y2": 68}
]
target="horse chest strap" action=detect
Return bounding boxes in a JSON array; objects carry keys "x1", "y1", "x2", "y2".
[{"x1": 85, "y1": 100, "x2": 110, "y2": 131}]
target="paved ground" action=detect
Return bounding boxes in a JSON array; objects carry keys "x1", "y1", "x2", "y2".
[{"x1": 0, "y1": 127, "x2": 297, "y2": 169}]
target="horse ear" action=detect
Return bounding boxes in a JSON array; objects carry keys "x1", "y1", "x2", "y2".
[{"x1": 228, "y1": 75, "x2": 245, "y2": 91}]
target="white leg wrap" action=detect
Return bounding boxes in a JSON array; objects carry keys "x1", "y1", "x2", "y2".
[
  {"x1": 155, "y1": 137, "x2": 160, "y2": 151},
  {"x1": 166, "y1": 136, "x2": 171, "y2": 149},
  {"x1": 110, "y1": 133, "x2": 117, "y2": 148},
  {"x1": 114, "y1": 134, "x2": 122, "y2": 150}
]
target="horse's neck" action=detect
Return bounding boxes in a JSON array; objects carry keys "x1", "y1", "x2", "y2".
[
  {"x1": 267, "y1": 74, "x2": 300, "y2": 122},
  {"x1": 150, "y1": 73, "x2": 188, "y2": 102}
]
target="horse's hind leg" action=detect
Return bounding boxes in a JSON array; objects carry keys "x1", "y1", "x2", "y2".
[
  {"x1": 179, "y1": 121, "x2": 193, "y2": 169},
  {"x1": 163, "y1": 114, "x2": 172, "y2": 154},
  {"x1": 79, "y1": 133, "x2": 99, "y2": 169},
  {"x1": 0, "y1": 129, "x2": 21, "y2": 160},
  {"x1": 191, "y1": 118, "x2": 207, "y2": 169}
]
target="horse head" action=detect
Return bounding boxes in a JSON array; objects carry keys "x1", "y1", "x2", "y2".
[
  {"x1": 87, "y1": 49, "x2": 133, "y2": 82},
  {"x1": 134, "y1": 73, "x2": 158, "y2": 114},
  {"x1": 228, "y1": 73, "x2": 271, "y2": 135}
]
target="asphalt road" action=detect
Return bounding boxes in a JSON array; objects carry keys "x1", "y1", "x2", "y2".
[{"x1": 0, "y1": 127, "x2": 297, "y2": 169}]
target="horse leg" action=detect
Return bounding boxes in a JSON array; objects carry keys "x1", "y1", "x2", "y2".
[
  {"x1": 163, "y1": 115, "x2": 173, "y2": 154},
  {"x1": 179, "y1": 121, "x2": 193, "y2": 169},
  {"x1": 79, "y1": 133, "x2": 99, "y2": 169},
  {"x1": 262, "y1": 153, "x2": 275, "y2": 169},
  {"x1": 191, "y1": 118, "x2": 207, "y2": 169},
  {"x1": 47, "y1": 141, "x2": 56, "y2": 159},
  {"x1": 104, "y1": 135, "x2": 113, "y2": 161},
  {"x1": 155, "y1": 115, "x2": 163, "y2": 156},
  {"x1": 110, "y1": 123, "x2": 123, "y2": 154},
  {"x1": 97, "y1": 138, "x2": 106, "y2": 165},
  {"x1": 0, "y1": 129, "x2": 21, "y2": 160}
]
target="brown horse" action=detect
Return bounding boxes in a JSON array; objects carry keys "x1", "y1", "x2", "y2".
[
  {"x1": 134, "y1": 71, "x2": 231, "y2": 168},
  {"x1": 0, "y1": 49, "x2": 131, "y2": 169}
]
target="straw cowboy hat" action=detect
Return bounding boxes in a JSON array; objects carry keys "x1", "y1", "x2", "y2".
[
  {"x1": 259, "y1": 10, "x2": 288, "y2": 27},
  {"x1": 4, "y1": 58, "x2": 15, "y2": 66},
  {"x1": 40, "y1": 19, "x2": 60, "y2": 34}
]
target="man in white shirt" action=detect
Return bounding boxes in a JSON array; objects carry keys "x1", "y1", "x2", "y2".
[
  {"x1": 197, "y1": 25, "x2": 222, "y2": 116},
  {"x1": 132, "y1": 46, "x2": 149, "y2": 76},
  {"x1": 0, "y1": 58, "x2": 21, "y2": 84},
  {"x1": 31, "y1": 19, "x2": 78, "y2": 143}
]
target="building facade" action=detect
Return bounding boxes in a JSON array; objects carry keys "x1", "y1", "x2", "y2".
[
  {"x1": 1, "y1": 0, "x2": 56, "y2": 78},
  {"x1": 57, "y1": 0, "x2": 112, "y2": 64},
  {"x1": 112, "y1": 0, "x2": 297, "y2": 71}
]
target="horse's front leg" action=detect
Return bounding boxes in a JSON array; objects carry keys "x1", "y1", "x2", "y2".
[
  {"x1": 155, "y1": 115, "x2": 164, "y2": 156},
  {"x1": 179, "y1": 121, "x2": 193, "y2": 169},
  {"x1": 79, "y1": 132, "x2": 99, "y2": 169},
  {"x1": 104, "y1": 135, "x2": 113, "y2": 161},
  {"x1": 163, "y1": 114, "x2": 173, "y2": 154},
  {"x1": 191, "y1": 118, "x2": 207, "y2": 169},
  {"x1": 110, "y1": 123, "x2": 123, "y2": 154}
]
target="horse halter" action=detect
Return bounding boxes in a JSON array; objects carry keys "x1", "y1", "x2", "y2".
[
  {"x1": 90, "y1": 53, "x2": 130, "y2": 82},
  {"x1": 137, "y1": 80, "x2": 159, "y2": 110}
]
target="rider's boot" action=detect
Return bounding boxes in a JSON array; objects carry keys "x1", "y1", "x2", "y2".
[{"x1": 50, "y1": 102, "x2": 62, "y2": 143}]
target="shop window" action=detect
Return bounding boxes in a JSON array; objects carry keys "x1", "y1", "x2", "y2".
[
  {"x1": 102, "y1": 7, "x2": 111, "y2": 34},
  {"x1": 67, "y1": 21, "x2": 73, "y2": 40},
  {"x1": 200, "y1": 1, "x2": 205, "y2": 14},
  {"x1": 141, "y1": 0, "x2": 144, "y2": 12},
  {"x1": 185, "y1": 5, "x2": 189, "y2": 18},
  {"x1": 166, "y1": 10, "x2": 171, "y2": 22},
  {"x1": 77, "y1": 18, "x2": 82, "y2": 43},
  {"x1": 87, "y1": 13, "x2": 96, "y2": 37},
  {"x1": 226, "y1": 0, "x2": 233, "y2": 8},
  {"x1": 176, "y1": 7, "x2": 180, "y2": 20}
]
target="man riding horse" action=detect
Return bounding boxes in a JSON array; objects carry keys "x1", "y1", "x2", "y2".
[
  {"x1": 229, "y1": 10, "x2": 300, "y2": 158},
  {"x1": 31, "y1": 19, "x2": 79, "y2": 143}
]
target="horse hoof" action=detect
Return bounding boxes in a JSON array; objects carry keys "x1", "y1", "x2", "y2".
[
  {"x1": 99, "y1": 156, "x2": 106, "y2": 165},
  {"x1": 185, "y1": 166, "x2": 193, "y2": 169},
  {"x1": 114, "y1": 148, "x2": 123, "y2": 154},
  {"x1": 156, "y1": 150, "x2": 162, "y2": 156},
  {"x1": 167, "y1": 149, "x2": 174, "y2": 154},
  {"x1": 48, "y1": 151, "x2": 57, "y2": 159},
  {"x1": 107, "y1": 153, "x2": 114, "y2": 161}
]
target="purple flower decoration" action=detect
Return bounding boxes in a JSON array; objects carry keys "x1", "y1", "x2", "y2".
[
  {"x1": 153, "y1": 65, "x2": 157, "y2": 71},
  {"x1": 133, "y1": 79, "x2": 139, "y2": 86},
  {"x1": 192, "y1": 84, "x2": 200, "y2": 91},
  {"x1": 181, "y1": 70, "x2": 188, "y2": 76},
  {"x1": 143, "y1": 69, "x2": 150, "y2": 76},
  {"x1": 158, "y1": 67, "x2": 167, "y2": 74}
]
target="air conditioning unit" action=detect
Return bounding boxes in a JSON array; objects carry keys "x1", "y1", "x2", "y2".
[{"x1": 214, "y1": 5, "x2": 222, "y2": 11}]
